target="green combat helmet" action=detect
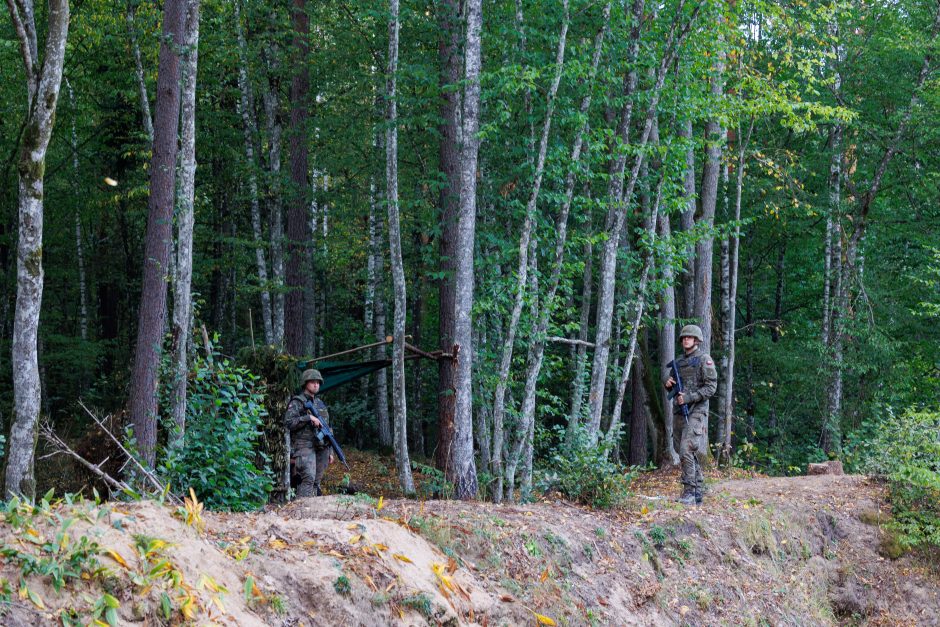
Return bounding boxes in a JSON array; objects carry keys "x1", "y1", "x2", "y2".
[
  {"x1": 301, "y1": 368, "x2": 324, "y2": 384},
  {"x1": 679, "y1": 324, "x2": 703, "y2": 342}
]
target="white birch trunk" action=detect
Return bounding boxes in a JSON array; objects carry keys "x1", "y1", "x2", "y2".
[
  {"x1": 169, "y1": 0, "x2": 200, "y2": 447},
  {"x1": 657, "y1": 212, "x2": 680, "y2": 465},
  {"x1": 261, "y1": 54, "x2": 285, "y2": 348},
  {"x1": 587, "y1": 1, "x2": 700, "y2": 439},
  {"x1": 235, "y1": 0, "x2": 274, "y2": 346},
  {"x1": 126, "y1": 0, "x2": 154, "y2": 144},
  {"x1": 492, "y1": 0, "x2": 568, "y2": 504},
  {"x1": 386, "y1": 0, "x2": 415, "y2": 493},
  {"x1": 450, "y1": 0, "x2": 483, "y2": 498},
  {"x1": 679, "y1": 119, "x2": 697, "y2": 318},
  {"x1": 5, "y1": 0, "x2": 70, "y2": 500}
]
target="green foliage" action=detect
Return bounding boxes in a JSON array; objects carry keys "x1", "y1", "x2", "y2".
[
  {"x1": 536, "y1": 424, "x2": 638, "y2": 509},
  {"x1": 333, "y1": 574, "x2": 351, "y2": 596},
  {"x1": 160, "y1": 354, "x2": 272, "y2": 511},
  {"x1": 846, "y1": 408, "x2": 940, "y2": 548}
]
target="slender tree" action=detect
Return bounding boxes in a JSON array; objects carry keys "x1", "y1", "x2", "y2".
[
  {"x1": 285, "y1": 0, "x2": 309, "y2": 355},
  {"x1": 4, "y1": 0, "x2": 70, "y2": 499},
  {"x1": 450, "y1": 0, "x2": 483, "y2": 498},
  {"x1": 169, "y1": 0, "x2": 201, "y2": 447},
  {"x1": 386, "y1": 0, "x2": 414, "y2": 492},
  {"x1": 127, "y1": 0, "x2": 187, "y2": 468}
]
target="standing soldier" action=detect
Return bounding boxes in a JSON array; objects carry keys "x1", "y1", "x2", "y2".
[
  {"x1": 663, "y1": 325, "x2": 717, "y2": 505},
  {"x1": 285, "y1": 369, "x2": 334, "y2": 497}
]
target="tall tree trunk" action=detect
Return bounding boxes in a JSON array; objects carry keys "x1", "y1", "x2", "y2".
[
  {"x1": 435, "y1": 0, "x2": 461, "y2": 472},
  {"x1": 235, "y1": 0, "x2": 274, "y2": 345},
  {"x1": 371, "y1": 155, "x2": 392, "y2": 448},
  {"x1": 303, "y1": 175, "x2": 320, "y2": 356},
  {"x1": 585, "y1": 0, "x2": 645, "y2": 438},
  {"x1": 679, "y1": 119, "x2": 696, "y2": 318},
  {"x1": 717, "y1": 122, "x2": 750, "y2": 464},
  {"x1": 127, "y1": 0, "x2": 186, "y2": 468},
  {"x1": 126, "y1": 0, "x2": 154, "y2": 144},
  {"x1": 493, "y1": 0, "x2": 569, "y2": 503},
  {"x1": 657, "y1": 211, "x2": 680, "y2": 465},
  {"x1": 715, "y1": 160, "x2": 731, "y2": 454},
  {"x1": 449, "y1": 0, "x2": 483, "y2": 499},
  {"x1": 693, "y1": 44, "x2": 726, "y2": 356},
  {"x1": 628, "y1": 353, "x2": 649, "y2": 466},
  {"x1": 4, "y1": 0, "x2": 70, "y2": 500},
  {"x1": 386, "y1": 0, "x2": 414, "y2": 493},
  {"x1": 587, "y1": 0, "x2": 700, "y2": 439},
  {"x1": 284, "y1": 0, "x2": 309, "y2": 356},
  {"x1": 261, "y1": 49, "x2": 285, "y2": 348},
  {"x1": 67, "y1": 82, "x2": 89, "y2": 344},
  {"x1": 169, "y1": 0, "x2": 200, "y2": 448}
]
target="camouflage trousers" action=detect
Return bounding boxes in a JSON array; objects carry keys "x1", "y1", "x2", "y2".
[
  {"x1": 673, "y1": 413, "x2": 706, "y2": 491},
  {"x1": 292, "y1": 448, "x2": 331, "y2": 497}
]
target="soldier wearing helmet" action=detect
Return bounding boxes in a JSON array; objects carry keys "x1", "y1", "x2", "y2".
[
  {"x1": 284, "y1": 368, "x2": 334, "y2": 497},
  {"x1": 663, "y1": 325, "x2": 717, "y2": 505}
]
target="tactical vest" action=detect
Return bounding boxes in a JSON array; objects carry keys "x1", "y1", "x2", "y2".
[{"x1": 288, "y1": 394, "x2": 331, "y2": 452}]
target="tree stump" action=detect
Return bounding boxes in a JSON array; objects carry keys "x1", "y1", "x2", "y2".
[{"x1": 807, "y1": 460, "x2": 844, "y2": 476}]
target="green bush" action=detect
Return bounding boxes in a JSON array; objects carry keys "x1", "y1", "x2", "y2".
[
  {"x1": 537, "y1": 424, "x2": 637, "y2": 509},
  {"x1": 160, "y1": 355, "x2": 272, "y2": 511},
  {"x1": 846, "y1": 408, "x2": 940, "y2": 548}
]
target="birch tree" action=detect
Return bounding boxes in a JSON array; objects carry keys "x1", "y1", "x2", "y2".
[
  {"x1": 169, "y1": 0, "x2": 201, "y2": 447},
  {"x1": 493, "y1": 0, "x2": 570, "y2": 503},
  {"x1": 235, "y1": 0, "x2": 274, "y2": 346},
  {"x1": 450, "y1": 0, "x2": 483, "y2": 498},
  {"x1": 4, "y1": 0, "x2": 70, "y2": 499},
  {"x1": 386, "y1": 0, "x2": 414, "y2": 493}
]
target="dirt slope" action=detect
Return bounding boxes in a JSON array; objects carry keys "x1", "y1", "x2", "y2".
[{"x1": 1, "y1": 473, "x2": 937, "y2": 626}]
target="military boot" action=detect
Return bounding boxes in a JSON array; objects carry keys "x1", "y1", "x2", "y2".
[
  {"x1": 694, "y1": 488, "x2": 703, "y2": 505},
  {"x1": 677, "y1": 486, "x2": 697, "y2": 506}
]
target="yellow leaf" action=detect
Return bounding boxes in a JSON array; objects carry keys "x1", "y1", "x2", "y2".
[
  {"x1": 107, "y1": 549, "x2": 129, "y2": 568},
  {"x1": 302, "y1": 540, "x2": 318, "y2": 548},
  {"x1": 364, "y1": 575, "x2": 378, "y2": 591},
  {"x1": 210, "y1": 595, "x2": 226, "y2": 614},
  {"x1": 373, "y1": 543, "x2": 389, "y2": 552},
  {"x1": 269, "y1": 538, "x2": 288, "y2": 550},
  {"x1": 393, "y1": 553, "x2": 412, "y2": 563},
  {"x1": 540, "y1": 568, "x2": 549, "y2": 582},
  {"x1": 641, "y1": 505, "x2": 650, "y2": 516},
  {"x1": 180, "y1": 594, "x2": 197, "y2": 619},
  {"x1": 376, "y1": 496, "x2": 385, "y2": 511},
  {"x1": 534, "y1": 613, "x2": 557, "y2": 625},
  {"x1": 349, "y1": 535, "x2": 363, "y2": 545},
  {"x1": 26, "y1": 586, "x2": 45, "y2": 610},
  {"x1": 431, "y1": 563, "x2": 456, "y2": 591},
  {"x1": 347, "y1": 523, "x2": 360, "y2": 530}
]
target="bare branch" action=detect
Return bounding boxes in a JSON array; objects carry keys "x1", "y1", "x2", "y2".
[
  {"x1": 40, "y1": 421, "x2": 130, "y2": 496},
  {"x1": 5, "y1": 0, "x2": 36, "y2": 96},
  {"x1": 77, "y1": 400, "x2": 182, "y2": 505}
]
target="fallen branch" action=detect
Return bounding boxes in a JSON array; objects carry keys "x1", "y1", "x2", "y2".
[
  {"x1": 39, "y1": 421, "x2": 131, "y2": 496},
  {"x1": 77, "y1": 400, "x2": 182, "y2": 505}
]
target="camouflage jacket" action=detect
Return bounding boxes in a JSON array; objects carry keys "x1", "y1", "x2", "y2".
[
  {"x1": 284, "y1": 393, "x2": 331, "y2": 453},
  {"x1": 663, "y1": 347, "x2": 718, "y2": 416}
]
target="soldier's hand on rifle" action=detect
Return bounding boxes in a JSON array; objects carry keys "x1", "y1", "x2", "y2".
[
  {"x1": 328, "y1": 452, "x2": 334, "y2": 465},
  {"x1": 308, "y1": 414, "x2": 322, "y2": 428},
  {"x1": 676, "y1": 392, "x2": 685, "y2": 405},
  {"x1": 665, "y1": 377, "x2": 675, "y2": 390}
]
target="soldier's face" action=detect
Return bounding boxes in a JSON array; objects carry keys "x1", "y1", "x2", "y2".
[
  {"x1": 681, "y1": 336, "x2": 696, "y2": 351},
  {"x1": 305, "y1": 380, "x2": 321, "y2": 395}
]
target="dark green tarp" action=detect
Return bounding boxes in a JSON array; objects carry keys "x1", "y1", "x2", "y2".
[{"x1": 296, "y1": 359, "x2": 392, "y2": 394}]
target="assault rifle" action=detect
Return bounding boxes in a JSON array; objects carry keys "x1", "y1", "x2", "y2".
[
  {"x1": 303, "y1": 399, "x2": 350, "y2": 469},
  {"x1": 667, "y1": 360, "x2": 691, "y2": 425}
]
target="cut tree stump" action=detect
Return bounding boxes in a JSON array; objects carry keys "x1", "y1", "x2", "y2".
[{"x1": 807, "y1": 460, "x2": 844, "y2": 476}]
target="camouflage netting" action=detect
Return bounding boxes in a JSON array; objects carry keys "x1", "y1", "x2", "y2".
[{"x1": 237, "y1": 346, "x2": 302, "y2": 503}]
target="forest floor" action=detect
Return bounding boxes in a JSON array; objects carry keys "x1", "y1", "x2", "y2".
[{"x1": 3, "y1": 450, "x2": 939, "y2": 626}]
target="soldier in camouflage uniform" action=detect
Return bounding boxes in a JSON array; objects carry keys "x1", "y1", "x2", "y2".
[
  {"x1": 663, "y1": 325, "x2": 717, "y2": 505},
  {"x1": 284, "y1": 369, "x2": 334, "y2": 497}
]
